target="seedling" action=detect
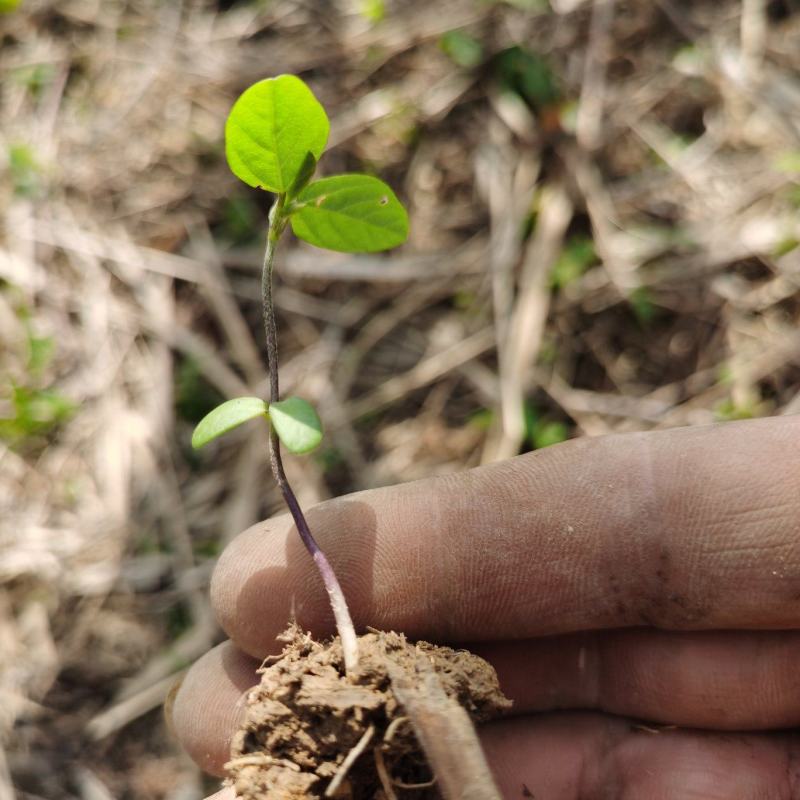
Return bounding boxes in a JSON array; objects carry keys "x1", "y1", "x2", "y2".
[{"x1": 191, "y1": 74, "x2": 409, "y2": 675}]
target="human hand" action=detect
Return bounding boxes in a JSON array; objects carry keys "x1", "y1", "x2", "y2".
[{"x1": 169, "y1": 416, "x2": 800, "y2": 799}]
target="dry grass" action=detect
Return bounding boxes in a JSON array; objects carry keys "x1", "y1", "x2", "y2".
[{"x1": 1, "y1": 0, "x2": 799, "y2": 797}]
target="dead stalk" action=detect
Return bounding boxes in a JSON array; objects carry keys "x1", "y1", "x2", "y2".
[{"x1": 387, "y1": 652, "x2": 502, "y2": 800}]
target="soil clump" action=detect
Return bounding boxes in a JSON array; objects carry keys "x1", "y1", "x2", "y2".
[{"x1": 227, "y1": 626, "x2": 510, "y2": 800}]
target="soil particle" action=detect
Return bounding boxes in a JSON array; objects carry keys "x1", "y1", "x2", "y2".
[{"x1": 227, "y1": 626, "x2": 511, "y2": 800}]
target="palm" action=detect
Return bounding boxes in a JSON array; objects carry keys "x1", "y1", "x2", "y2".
[{"x1": 170, "y1": 417, "x2": 800, "y2": 799}]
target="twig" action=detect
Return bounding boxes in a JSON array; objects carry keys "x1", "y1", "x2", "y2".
[
  {"x1": 72, "y1": 766, "x2": 115, "y2": 800},
  {"x1": 347, "y1": 328, "x2": 496, "y2": 421},
  {"x1": 576, "y1": 0, "x2": 616, "y2": 151},
  {"x1": 483, "y1": 181, "x2": 572, "y2": 463},
  {"x1": 387, "y1": 653, "x2": 501, "y2": 800},
  {"x1": 741, "y1": 0, "x2": 767, "y2": 81},
  {"x1": 0, "y1": 746, "x2": 14, "y2": 800},
  {"x1": 86, "y1": 671, "x2": 182, "y2": 741},
  {"x1": 187, "y1": 222, "x2": 266, "y2": 387}
]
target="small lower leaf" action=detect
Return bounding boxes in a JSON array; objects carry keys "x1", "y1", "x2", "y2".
[
  {"x1": 270, "y1": 397, "x2": 323, "y2": 454},
  {"x1": 192, "y1": 397, "x2": 268, "y2": 449}
]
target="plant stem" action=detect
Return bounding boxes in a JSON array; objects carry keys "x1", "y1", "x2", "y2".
[{"x1": 261, "y1": 195, "x2": 359, "y2": 675}]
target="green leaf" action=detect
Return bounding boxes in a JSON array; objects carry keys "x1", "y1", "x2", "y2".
[
  {"x1": 440, "y1": 30, "x2": 483, "y2": 69},
  {"x1": 359, "y1": 0, "x2": 385, "y2": 22},
  {"x1": 290, "y1": 174, "x2": 409, "y2": 253},
  {"x1": 532, "y1": 420, "x2": 568, "y2": 449},
  {"x1": 549, "y1": 235, "x2": 597, "y2": 290},
  {"x1": 8, "y1": 142, "x2": 40, "y2": 197},
  {"x1": 225, "y1": 75, "x2": 329, "y2": 194},
  {"x1": 27, "y1": 335, "x2": 54, "y2": 376},
  {"x1": 775, "y1": 150, "x2": 800, "y2": 174},
  {"x1": 286, "y1": 151, "x2": 317, "y2": 198},
  {"x1": 523, "y1": 402, "x2": 568, "y2": 450},
  {"x1": 0, "y1": 384, "x2": 73, "y2": 444},
  {"x1": 191, "y1": 397, "x2": 268, "y2": 449},
  {"x1": 269, "y1": 397, "x2": 323, "y2": 454},
  {"x1": 628, "y1": 287, "x2": 657, "y2": 326},
  {"x1": 494, "y1": 46, "x2": 560, "y2": 109}
]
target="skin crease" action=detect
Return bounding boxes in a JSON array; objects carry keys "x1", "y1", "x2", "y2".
[{"x1": 168, "y1": 417, "x2": 800, "y2": 798}]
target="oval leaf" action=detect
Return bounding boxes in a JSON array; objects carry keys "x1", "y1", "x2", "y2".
[
  {"x1": 225, "y1": 75, "x2": 329, "y2": 193},
  {"x1": 192, "y1": 397, "x2": 268, "y2": 449},
  {"x1": 269, "y1": 396, "x2": 323, "y2": 454},
  {"x1": 290, "y1": 174, "x2": 409, "y2": 253}
]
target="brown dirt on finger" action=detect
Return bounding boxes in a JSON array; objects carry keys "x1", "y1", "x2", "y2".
[{"x1": 228, "y1": 625, "x2": 510, "y2": 800}]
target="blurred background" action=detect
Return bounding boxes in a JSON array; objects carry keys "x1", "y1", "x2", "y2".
[{"x1": 1, "y1": 0, "x2": 800, "y2": 797}]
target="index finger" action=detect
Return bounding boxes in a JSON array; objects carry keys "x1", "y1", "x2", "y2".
[{"x1": 211, "y1": 417, "x2": 800, "y2": 657}]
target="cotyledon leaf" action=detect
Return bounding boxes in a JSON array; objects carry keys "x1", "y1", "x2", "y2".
[
  {"x1": 191, "y1": 397, "x2": 268, "y2": 449},
  {"x1": 269, "y1": 396, "x2": 323, "y2": 454}
]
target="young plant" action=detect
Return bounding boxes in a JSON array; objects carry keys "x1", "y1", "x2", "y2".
[{"x1": 191, "y1": 74, "x2": 409, "y2": 675}]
